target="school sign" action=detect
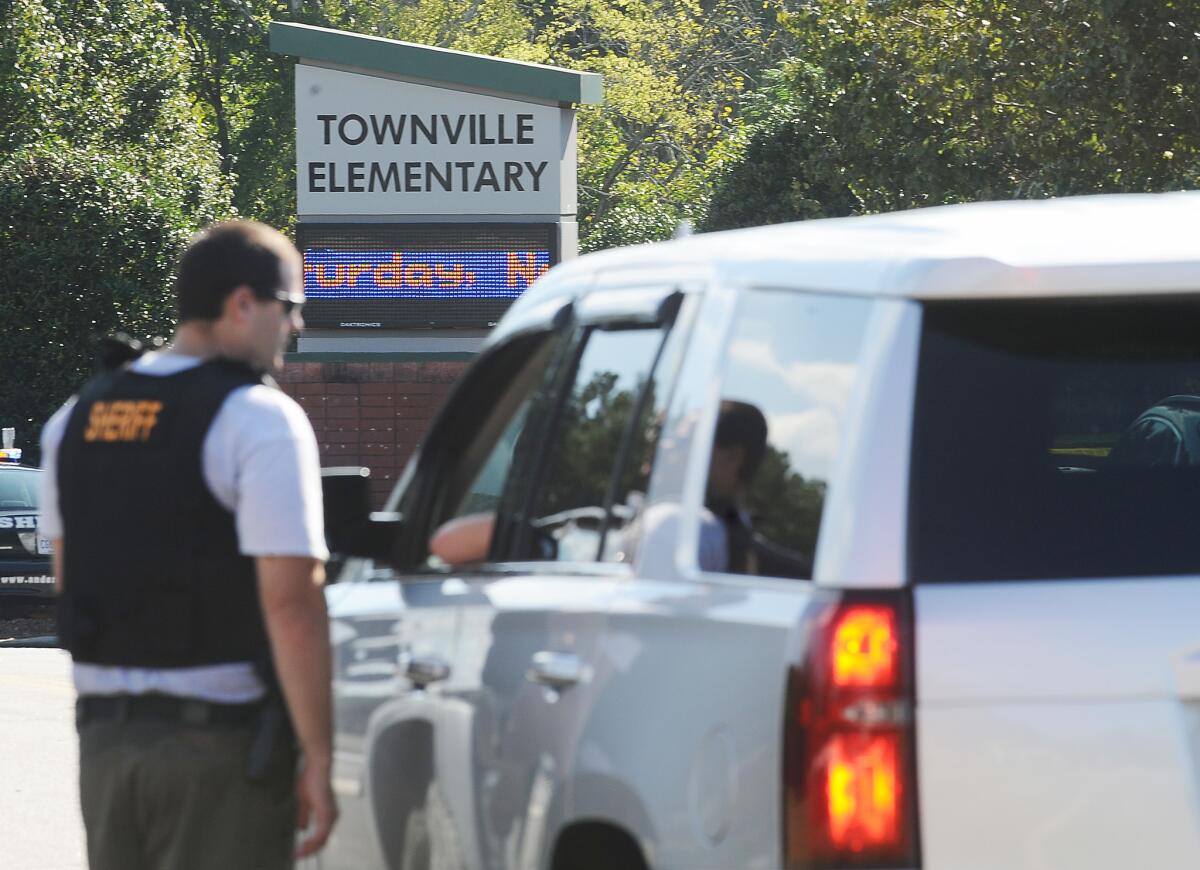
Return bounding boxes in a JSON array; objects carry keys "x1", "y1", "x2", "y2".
[
  {"x1": 271, "y1": 23, "x2": 602, "y2": 333},
  {"x1": 296, "y1": 67, "x2": 565, "y2": 215}
]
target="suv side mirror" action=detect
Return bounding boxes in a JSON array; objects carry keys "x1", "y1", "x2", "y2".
[{"x1": 321, "y1": 467, "x2": 403, "y2": 563}]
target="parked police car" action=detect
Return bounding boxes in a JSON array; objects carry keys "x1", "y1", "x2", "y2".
[
  {"x1": 322, "y1": 192, "x2": 1200, "y2": 870},
  {"x1": 0, "y1": 436, "x2": 54, "y2": 598}
]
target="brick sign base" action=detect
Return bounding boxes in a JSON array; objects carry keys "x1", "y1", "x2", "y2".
[{"x1": 278, "y1": 359, "x2": 469, "y2": 508}]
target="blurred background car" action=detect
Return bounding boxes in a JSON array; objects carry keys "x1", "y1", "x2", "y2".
[{"x1": 0, "y1": 431, "x2": 55, "y2": 599}]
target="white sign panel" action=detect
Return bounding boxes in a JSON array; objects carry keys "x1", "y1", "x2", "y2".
[{"x1": 296, "y1": 65, "x2": 566, "y2": 215}]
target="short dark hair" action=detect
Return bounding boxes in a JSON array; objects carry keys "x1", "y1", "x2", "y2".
[
  {"x1": 715, "y1": 400, "x2": 769, "y2": 482},
  {"x1": 175, "y1": 221, "x2": 298, "y2": 322}
]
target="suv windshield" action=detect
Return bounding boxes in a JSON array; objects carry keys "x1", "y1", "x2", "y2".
[{"x1": 911, "y1": 298, "x2": 1200, "y2": 582}]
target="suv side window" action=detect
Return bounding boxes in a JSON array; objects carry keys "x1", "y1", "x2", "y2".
[
  {"x1": 697, "y1": 289, "x2": 872, "y2": 579},
  {"x1": 912, "y1": 298, "x2": 1200, "y2": 582},
  {"x1": 397, "y1": 292, "x2": 689, "y2": 572},
  {"x1": 395, "y1": 328, "x2": 569, "y2": 572},
  {"x1": 500, "y1": 323, "x2": 673, "y2": 563}
]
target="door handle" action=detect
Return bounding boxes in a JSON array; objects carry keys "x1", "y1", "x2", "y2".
[
  {"x1": 405, "y1": 654, "x2": 451, "y2": 688},
  {"x1": 527, "y1": 651, "x2": 585, "y2": 691}
]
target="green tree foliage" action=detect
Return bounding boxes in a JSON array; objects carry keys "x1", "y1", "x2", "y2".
[
  {"x1": 536, "y1": 370, "x2": 641, "y2": 516},
  {"x1": 743, "y1": 444, "x2": 824, "y2": 566},
  {"x1": 705, "y1": 0, "x2": 1200, "y2": 231},
  {"x1": 0, "y1": 0, "x2": 230, "y2": 450},
  {"x1": 545, "y1": 0, "x2": 785, "y2": 250},
  {"x1": 320, "y1": 0, "x2": 789, "y2": 250},
  {"x1": 703, "y1": 66, "x2": 857, "y2": 229},
  {"x1": 1, "y1": 0, "x2": 220, "y2": 174},
  {"x1": 0, "y1": 144, "x2": 229, "y2": 450},
  {"x1": 159, "y1": 0, "x2": 318, "y2": 230}
]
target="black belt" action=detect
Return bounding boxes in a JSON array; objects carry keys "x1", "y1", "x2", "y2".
[{"x1": 76, "y1": 694, "x2": 262, "y2": 727}]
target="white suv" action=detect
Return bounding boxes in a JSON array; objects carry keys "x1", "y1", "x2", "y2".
[{"x1": 322, "y1": 192, "x2": 1200, "y2": 870}]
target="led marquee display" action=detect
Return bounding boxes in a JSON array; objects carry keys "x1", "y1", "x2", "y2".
[
  {"x1": 296, "y1": 222, "x2": 558, "y2": 329},
  {"x1": 304, "y1": 249, "x2": 551, "y2": 299}
]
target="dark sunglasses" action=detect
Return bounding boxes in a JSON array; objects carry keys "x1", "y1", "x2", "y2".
[{"x1": 269, "y1": 289, "x2": 306, "y2": 314}]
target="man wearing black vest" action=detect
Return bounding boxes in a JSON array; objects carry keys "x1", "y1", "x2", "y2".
[{"x1": 39, "y1": 221, "x2": 337, "y2": 868}]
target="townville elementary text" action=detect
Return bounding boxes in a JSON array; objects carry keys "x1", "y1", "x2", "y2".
[{"x1": 306, "y1": 112, "x2": 551, "y2": 194}]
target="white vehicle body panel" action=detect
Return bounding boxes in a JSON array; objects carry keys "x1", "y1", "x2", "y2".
[
  {"x1": 452, "y1": 570, "x2": 621, "y2": 870},
  {"x1": 575, "y1": 578, "x2": 811, "y2": 869},
  {"x1": 511, "y1": 192, "x2": 1200, "y2": 321},
  {"x1": 916, "y1": 581, "x2": 1200, "y2": 868},
  {"x1": 325, "y1": 574, "x2": 464, "y2": 870}
]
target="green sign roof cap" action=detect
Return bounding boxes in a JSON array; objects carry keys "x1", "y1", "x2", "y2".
[{"x1": 270, "y1": 22, "x2": 603, "y2": 106}]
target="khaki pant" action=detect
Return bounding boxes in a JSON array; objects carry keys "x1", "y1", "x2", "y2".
[{"x1": 78, "y1": 717, "x2": 296, "y2": 870}]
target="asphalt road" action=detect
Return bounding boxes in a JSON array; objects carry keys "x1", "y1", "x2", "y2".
[
  {"x1": 0, "y1": 652, "x2": 324, "y2": 870},
  {"x1": 0, "y1": 648, "x2": 86, "y2": 870}
]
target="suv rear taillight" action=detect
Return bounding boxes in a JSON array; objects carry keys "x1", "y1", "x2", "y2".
[{"x1": 784, "y1": 591, "x2": 920, "y2": 868}]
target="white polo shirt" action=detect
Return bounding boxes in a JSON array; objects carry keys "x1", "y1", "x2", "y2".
[{"x1": 39, "y1": 351, "x2": 329, "y2": 702}]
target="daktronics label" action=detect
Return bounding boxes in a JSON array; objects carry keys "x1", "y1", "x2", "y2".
[{"x1": 303, "y1": 249, "x2": 551, "y2": 299}]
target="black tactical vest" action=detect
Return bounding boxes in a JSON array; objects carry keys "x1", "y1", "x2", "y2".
[{"x1": 57, "y1": 359, "x2": 271, "y2": 668}]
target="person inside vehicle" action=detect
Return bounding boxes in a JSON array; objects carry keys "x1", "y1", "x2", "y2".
[
  {"x1": 703, "y1": 400, "x2": 768, "y2": 573},
  {"x1": 430, "y1": 399, "x2": 785, "y2": 574},
  {"x1": 429, "y1": 510, "x2": 497, "y2": 565},
  {"x1": 706, "y1": 399, "x2": 814, "y2": 578}
]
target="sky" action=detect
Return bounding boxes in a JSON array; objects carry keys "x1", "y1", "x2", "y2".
[{"x1": 720, "y1": 290, "x2": 872, "y2": 481}]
